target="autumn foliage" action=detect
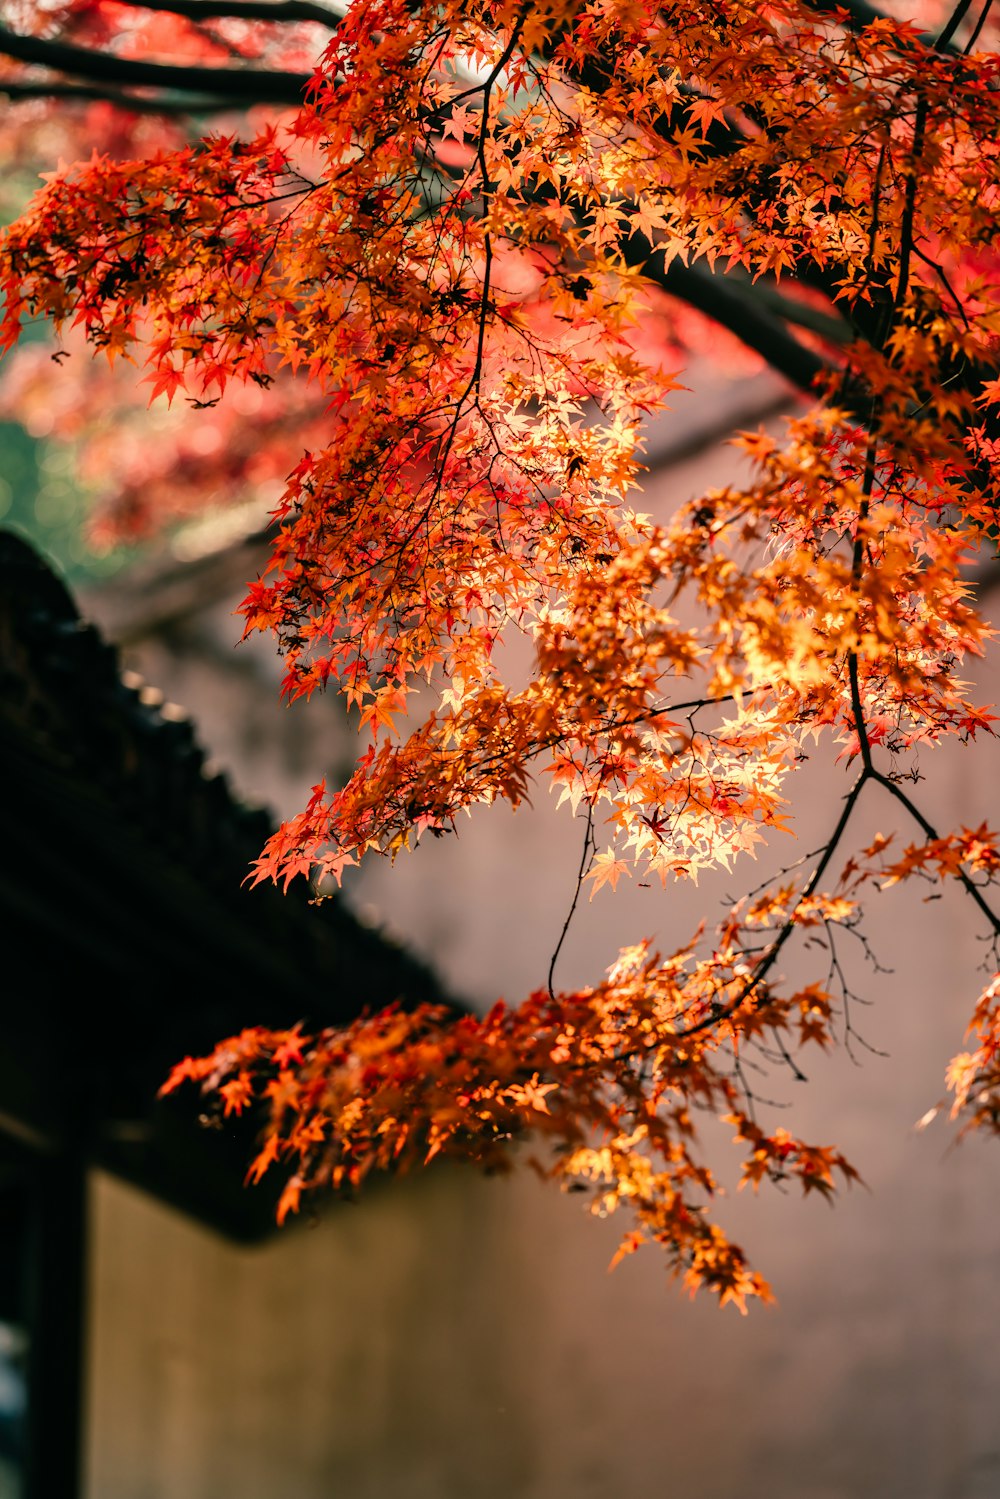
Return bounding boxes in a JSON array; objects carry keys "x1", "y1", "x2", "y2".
[{"x1": 3, "y1": 0, "x2": 1000, "y2": 1309}]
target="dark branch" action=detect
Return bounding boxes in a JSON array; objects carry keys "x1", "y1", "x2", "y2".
[
  {"x1": 653, "y1": 258, "x2": 834, "y2": 398},
  {"x1": 936, "y1": 0, "x2": 976, "y2": 47},
  {"x1": 871, "y1": 770, "x2": 1000, "y2": 937},
  {"x1": 802, "y1": 0, "x2": 961, "y2": 53},
  {"x1": 676, "y1": 771, "x2": 870, "y2": 1039},
  {"x1": 744, "y1": 281, "x2": 854, "y2": 345},
  {"x1": 0, "y1": 23, "x2": 312, "y2": 104},
  {"x1": 0, "y1": 78, "x2": 240, "y2": 114},
  {"x1": 109, "y1": 0, "x2": 339, "y2": 24}
]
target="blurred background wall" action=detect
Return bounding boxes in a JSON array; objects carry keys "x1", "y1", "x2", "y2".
[{"x1": 59, "y1": 369, "x2": 1000, "y2": 1499}]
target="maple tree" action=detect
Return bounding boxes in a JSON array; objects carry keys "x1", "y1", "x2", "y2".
[{"x1": 3, "y1": 0, "x2": 1000, "y2": 1312}]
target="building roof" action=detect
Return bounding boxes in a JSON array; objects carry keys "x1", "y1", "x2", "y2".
[{"x1": 0, "y1": 528, "x2": 454, "y2": 1238}]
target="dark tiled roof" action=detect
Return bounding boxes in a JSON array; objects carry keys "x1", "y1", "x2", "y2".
[{"x1": 0, "y1": 528, "x2": 454, "y2": 1237}]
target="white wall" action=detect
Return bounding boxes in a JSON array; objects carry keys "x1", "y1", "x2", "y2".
[{"x1": 84, "y1": 381, "x2": 1000, "y2": 1497}]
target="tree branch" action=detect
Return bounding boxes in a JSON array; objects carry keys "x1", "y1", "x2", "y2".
[
  {"x1": 676, "y1": 770, "x2": 871, "y2": 1039},
  {"x1": 652, "y1": 258, "x2": 834, "y2": 398},
  {"x1": 0, "y1": 77, "x2": 240, "y2": 114},
  {"x1": 109, "y1": 0, "x2": 339, "y2": 24},
  {"x1": 802, "y1": 0, "x2": 961, "y2": 53},
  {"x1": 0, "y1": 23, "x2": 311, "y2": 104},
  {"x1": 742, "y1": 281, "x2": 854, "y2": 345},
  {"x1": 870, "y1": 770, "x2": 1000, "y2": 936}
]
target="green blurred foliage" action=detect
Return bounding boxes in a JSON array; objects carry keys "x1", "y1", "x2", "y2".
[{"x1": 0, "y1": 413, "x2": 145, "y2": 587}]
